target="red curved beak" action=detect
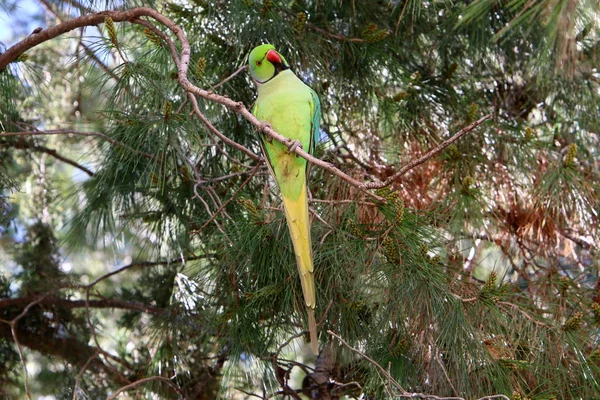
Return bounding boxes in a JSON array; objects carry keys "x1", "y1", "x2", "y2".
[{"x1": 266, "y1": 49, "x2": 282, "y2": 64}]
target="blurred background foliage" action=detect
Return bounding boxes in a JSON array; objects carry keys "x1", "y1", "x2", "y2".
[{"x1": 0, "y1": 0, "x2": 599, "y2": 399}]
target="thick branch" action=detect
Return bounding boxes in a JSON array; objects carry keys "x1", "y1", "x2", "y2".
[
  {"x1": 37, "y1": 0, "x2": 120, "y2": 81},
  {"x1": 0, "y1": 8, "x2": 160, "y2": 71},
  {"x1": 0, "y1": 322, "x2": 130, "y2": 386},
  {"x1": 0, "y1": 295, "x2": 163, "y2": 314}
]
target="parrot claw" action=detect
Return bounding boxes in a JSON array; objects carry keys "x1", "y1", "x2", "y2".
[
  {"x1": 287, "y1": 139, "x2": 302, "y2": 154},
  {"x1": 260, "y1": 122, "x2": 273, "y2": 142}
]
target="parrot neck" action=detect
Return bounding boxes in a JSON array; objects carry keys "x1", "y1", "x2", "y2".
[{"x1": 257, "y1": 70, "x2": 294, "y2": 93}]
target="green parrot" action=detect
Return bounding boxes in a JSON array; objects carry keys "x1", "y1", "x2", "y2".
[{"x1": 248, "y1": 44, "x2": 321, "y2": 355}]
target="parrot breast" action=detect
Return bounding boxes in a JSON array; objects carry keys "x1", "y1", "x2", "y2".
[{"x1": 255, "y1": 70, "x2": 314, "y2": 200}]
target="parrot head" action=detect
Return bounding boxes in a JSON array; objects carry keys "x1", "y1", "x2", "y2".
[{"x1": 248, "y1": 44, "x2": 290, "y2": 85}]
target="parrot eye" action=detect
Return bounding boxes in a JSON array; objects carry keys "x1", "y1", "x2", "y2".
[{"x1": 256, "y1": 61, "x2": 262, "y2": 66}]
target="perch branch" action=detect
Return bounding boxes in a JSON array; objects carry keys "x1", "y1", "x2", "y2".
[{"x1": 0, "y1": 7, "x2": 489, "y2": 201}]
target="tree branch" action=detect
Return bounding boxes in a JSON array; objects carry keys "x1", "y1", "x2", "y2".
[
  {"x1": 0, "y1": 8, "x2": 159, "y2": 71},
  {"x1": 328, "y1": 330, "x2": 511, "y2": 400},
  {"x1": 37, "y1": 0, "x2": 120, "y2": 82},
  {"x1": 198, "y1": 163, "x2": 262, "y2": 230},
  {"x1": 0, "y1": 322, "x2": 131, "y2": 386},
  {"x1": 2, "y1": 141, "x2": 94, "y2": 176},
  {"x1": 211, "y1": 65, "x2": 249, "y2": 89},
  {"x1": 0, "y1": 294, "x2": 50, "y2": 399},
  {"x1": 0, "y1": 295, "x2": 164, "y2": 314},
  {"x1": 362, "y1": 114, "x2": 493, "y2": 189},
  {"x1": 72, "y1": 350, "x2": 101, "y2": 400},
  {"x1": 0, "y1": 7, "x2": 489, "y2": 201},
  {"x1": 188, "y1": 94, "x2": 261, "y2": 161},
  {"x1": 307, "y1": 24, "x2": 366, "y2": 42},
  {"x1": 0, "y1": 129, "x2": 154, "y2": 160},
  {"x1": 328, "y1": 330, "x2": 406, "y2": 395},
  {"x1": 77, "y1": 254, "x2": 215, "y2": 290},
  {"x1": 107, "y1": 376, "x2": 182, "y2": 400}
]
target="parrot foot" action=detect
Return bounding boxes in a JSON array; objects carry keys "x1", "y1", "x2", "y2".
[
  {"x1": 286, "y1": 139, "x2": 302, "y2": 154},
  {"x1": 259, "y1": 122, "x2": 273, "y2": 141}
]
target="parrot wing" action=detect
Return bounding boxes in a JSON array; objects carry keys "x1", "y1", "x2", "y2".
[{"x1": 308, "y1": 88, "x2": 321, "y2": 156}]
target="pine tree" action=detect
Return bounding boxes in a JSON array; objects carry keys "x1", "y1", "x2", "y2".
[{"x1": 0, "y1": 0, "x2": 599, "y2": 399}]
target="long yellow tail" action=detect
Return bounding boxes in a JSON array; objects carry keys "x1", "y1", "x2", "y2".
[{"x1": 281, "y1": 180, "x2": 318, "y2": 355}]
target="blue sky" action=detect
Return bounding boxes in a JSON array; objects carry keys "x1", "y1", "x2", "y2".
[{"x1": 0, "y1": 0, "x2": 43, "y2": 46}]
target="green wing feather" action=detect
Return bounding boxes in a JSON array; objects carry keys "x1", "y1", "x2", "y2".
[{"x1": 309, "y1": 88, "x2": 321, "y2": 155}]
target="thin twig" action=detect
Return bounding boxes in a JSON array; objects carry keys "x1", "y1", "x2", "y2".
[
  {"x1": 236, "y1": 387, "x2": 265, "y2": 399},
  {"x1": 498, "y1": 301, "x2": 551, "y2": 327},
  {"x1": 317, "y1": 299, "x2": 334, "y2": 325},
  {"x1": 3, "y1": 142, "x2": 95, "y2": 176},
  {"x1": 0, "y1": 130, "x2": 154, "y2": 160},
  {"x1": 201, "y1": 168, "x2": 265, "y2": 184},
  {"x1": 106, "y1": 376, "x2": 180, "y2": 400},
  {"x1": 327, "y1": 330, "x2": 406, "y2": 394},
  {"x1": 273, "y1": 331, "x2": 307, "y2": 357},
  {"x1": 362, "y1": 114, "x2": 493, "y2": 189},
  {"x1": 310, "y1": 198, "x2": 377, "y2": 206},
  {"x1": 211, "y1": 65, "x2": 248, "y2": 90},
  {"x1": 307, "y1": 24, "x2": 366, "y2": 43},
  {"x1": 214, "y1": 142, "x2": 257, "y2": 168},
  {"x1": 435, "y1": 352, "x2": 458, "y2": 395},
  {"x1": 397, "y1": 394, "x2": 510, "y2": 400},
  {"x1": 76, "y1": 254, "x2": 214, "y2": 289},
  {"x1": 72, "y1": 350, "x2": 101, "y2": 400},
  {"x1": 0, "y1": 293, "x2": 51, "y2": 400},
  {"x1": 310, "y1": 207, "x2": 333, "y2": 229},
  {"x1": 132, "y1": 18, "x2": 179, "y2": 63},
  {"x1": 331, "y1": 380, "x2": 363, "y2": 395},
  {"x1": 83, "y1": 288, "x2": 103, "y2": 369},
  {"x1": 188, "y1": 94, "x2": 261, "y2": 161},
  {"x1": 6, "y1": 325, "x2": 32, "y2": 399},
  {"x1": 199, "y1": 163, "x2": 262, "y2": 230},
  {"x1": 193, "y1": 187, "x2": 230, "y2": 240}
]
